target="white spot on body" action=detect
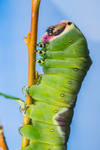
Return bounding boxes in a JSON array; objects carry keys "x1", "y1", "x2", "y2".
[
  {"x1": 54, "y1": 110, "x2": 58, "y2": 113},
  {"x1": 68, "y1": 81, "x2": 72, "y2": 84},
  {"x1": 60, "y1": 93, "x2": 64, "y2": 97},
  {"x1": 69, "y1": 40, "x2": 72, "y2": 43},
  {"x1": 50, "y1": 129, "x2": 54, "y2": 132}
]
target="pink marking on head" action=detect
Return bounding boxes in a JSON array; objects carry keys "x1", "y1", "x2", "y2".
[
  {"x1": 42, "y1": 33, "x2": 55, "y2": 42},
  {"x1": 59, "y1": 21, "x2": 68, "y2": 26}
]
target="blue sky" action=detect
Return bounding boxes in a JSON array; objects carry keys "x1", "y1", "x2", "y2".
[{"x1": 0, "y1": 0, "x2": 100, "y2": 150}]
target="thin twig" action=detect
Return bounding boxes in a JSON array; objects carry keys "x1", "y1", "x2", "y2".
[
  {"x1": 0, "y1": 125, "x2": 8, "y2": 150},
  {"x1": 22, "y1": 0, "x2": 41, "y2": 148}
]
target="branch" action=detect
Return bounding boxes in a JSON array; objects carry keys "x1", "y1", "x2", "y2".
[
  {"x1": 0, "y1": 125, "x2": 8, "y2": 150},
  {"x1": 22, "y1": 0, "x2": 41, "y2": 148}
]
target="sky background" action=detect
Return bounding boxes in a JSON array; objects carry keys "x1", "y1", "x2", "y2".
[{"x1": 0, "y1": 0, "x2": 100, "y2": 150}]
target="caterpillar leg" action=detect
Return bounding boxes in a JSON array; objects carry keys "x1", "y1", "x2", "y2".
[
  {"x1": 36, "y1": 59, "x2": 45, "y2": 64},
  {"x1": 22, "y1": 86, "x2": 29, "y2": 96},
  {"x1": 19, "y1": 104, "x2": 28, "y2": 115},
  {"x1": 37, "y1": 42, "x2": 46, "y2": 48},
  {"x1": 36, "y1": 50, "x2": 46, "y2": 55}
]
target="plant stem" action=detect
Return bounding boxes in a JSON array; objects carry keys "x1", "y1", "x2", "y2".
[
  {"x1": 22, "y1": 0, "x2": 41, "y2": 148},
  {"x1": 0, "y1": 125, "x2": 8, "y2": 150}
]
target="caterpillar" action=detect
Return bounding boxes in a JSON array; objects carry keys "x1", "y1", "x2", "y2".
[{"x1": 20, "y1": 20, "x2": 92, "y2": 150}]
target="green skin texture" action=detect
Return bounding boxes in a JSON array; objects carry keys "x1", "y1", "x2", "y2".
[{"x1": 20, "y1": 21, "x2": 91, "y2": 150}]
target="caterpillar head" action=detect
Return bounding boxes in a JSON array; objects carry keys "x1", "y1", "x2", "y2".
[
  {"x1": 41, "y1": 20, "x2": 86, "y2": 51},
  {"x1": 41, "y1": 21, "x2": 77, "y2": 42}
]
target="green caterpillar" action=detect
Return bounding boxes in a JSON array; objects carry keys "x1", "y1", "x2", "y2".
[{"x1": 20, "y1": 20, "x2": 92, "y2": 150}]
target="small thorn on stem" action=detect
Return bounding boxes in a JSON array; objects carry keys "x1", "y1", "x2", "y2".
[{"x1": 24, "y1": 37, "x2": 28, "y2": 44}]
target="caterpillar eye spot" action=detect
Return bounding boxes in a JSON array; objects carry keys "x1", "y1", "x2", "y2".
[
  {"x1": 47, "y1": 26, "x2": 54, "y2": 32},
  {"x1": 46, "y1": 27, "x2": 54, "y2": 36},
  {"x1": 68, "y1": 22, "x2": 72, "y2": 25},
  {"x1": 47, "y1": 24, "x2": 66, "y2": 36},
  {"x1": 47, "y1": 29, "x2": 53, "y2": 32},
  {"x1": 48, "y1": 32, "x2": 53, "y2": 36},
  {"x1": 49, "y1": 29, "x2": 53, "y2": 31}
]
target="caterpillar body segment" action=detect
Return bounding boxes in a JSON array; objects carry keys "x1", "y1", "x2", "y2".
[
  {"x1": 38, "y1": 38, "x2": 89, "y2": 59},
  {"x1": 20, "y1": 142, "x2": 66, "y2": 150},
  {"x1": 20, "y1": 21, "x2": 92, "y2": 150}
]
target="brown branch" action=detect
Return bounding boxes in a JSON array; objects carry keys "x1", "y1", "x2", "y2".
[
  {"x1": 0, "y1": 125, "x2": 8, "y2": 150},
  {"x1": 21, "y1": 0, "x2": 41, "y2": 148}
]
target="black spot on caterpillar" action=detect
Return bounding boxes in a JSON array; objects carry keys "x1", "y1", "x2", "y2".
[{"x1": 20, "y1": 20, "x2": 92, "y2": 150}]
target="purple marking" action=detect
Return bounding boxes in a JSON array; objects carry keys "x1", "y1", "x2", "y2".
[
  {"x1": 56, "y1": 113, "x2": 67, "y2": 127},
  {"x1": 42, "y1": 33, "x2": 54, "y2": 42}
]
